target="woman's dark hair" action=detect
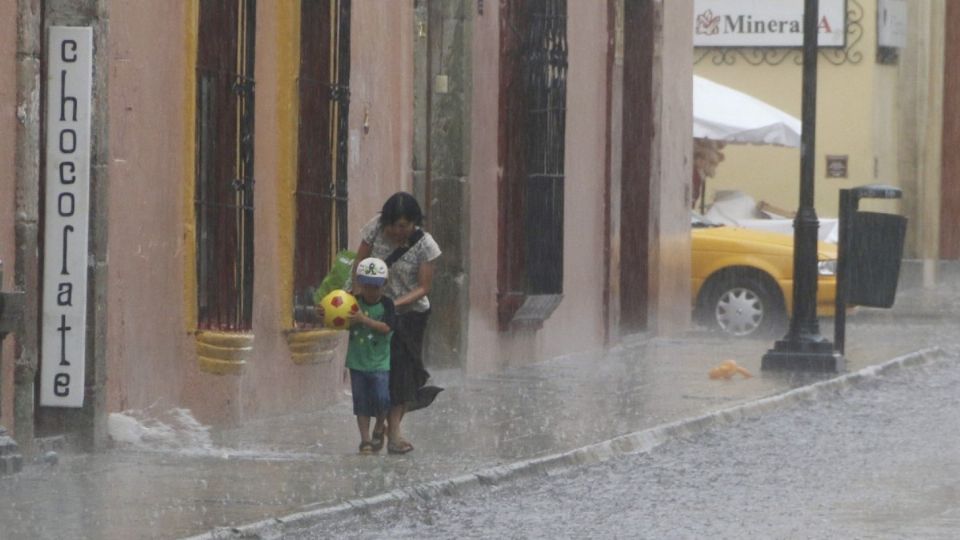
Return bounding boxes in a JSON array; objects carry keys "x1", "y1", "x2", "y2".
[{"x1": 379, "y1": 192, "x2": 423, "y2": 227}]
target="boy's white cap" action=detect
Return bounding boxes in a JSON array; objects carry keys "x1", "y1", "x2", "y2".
[{"x1": 356, "y1": 257, "x2": 388, "y2": 286}]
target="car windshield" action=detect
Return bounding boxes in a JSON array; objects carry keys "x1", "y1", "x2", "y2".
[{"x1": 691, "y1": 211, "x2": 724, "y2": 229}]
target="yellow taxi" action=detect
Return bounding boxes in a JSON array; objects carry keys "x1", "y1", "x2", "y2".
[{"x1": 691, "y1": 212, "x2": 838, "y2": 337}]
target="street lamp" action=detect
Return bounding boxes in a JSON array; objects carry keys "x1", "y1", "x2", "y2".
[{"x1": 761, "y1": 0, "x2": 842, "y2": 372}]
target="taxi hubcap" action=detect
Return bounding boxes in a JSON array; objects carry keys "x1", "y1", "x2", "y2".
[{"x1": 716, "y1": 287, "x2": 764, "y2": 336}]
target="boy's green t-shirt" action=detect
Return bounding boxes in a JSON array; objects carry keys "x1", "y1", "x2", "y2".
[{"x1": 345, "y1": 296, "x2": 396, "y2": 372}]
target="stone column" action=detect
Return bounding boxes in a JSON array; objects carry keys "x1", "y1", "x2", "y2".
[
  {"x1": 899, "y1": 1, "x2": 945, "y2": 284},
  {"x1": 647, "y1": 0, "x2": 694, "y2": 336},
  {"x1": 414, "y1": 0, "x2": 471, "y2": 369},
  {"x1": 13, "y1": 0, "x2": 43, "y2": 456},
  {"x1": 604, "y1": 0, "x2": 625, "y2": 343}
]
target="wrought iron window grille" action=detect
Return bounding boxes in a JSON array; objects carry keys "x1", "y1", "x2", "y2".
[
  {"x1": 497, "y1": 0, "x2": 567, "y2": 329},
  {"x1": 293, "y1": 0, "x2": 352, "y2": 328},
  {"x1": 194, "y1": 0, "x2": 257, "y2": 331}
]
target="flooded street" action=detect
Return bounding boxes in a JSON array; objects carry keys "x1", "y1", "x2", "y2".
[
  {"x1": 300, "y1": 352, "x2": 960, "y2": 539},
  {"x1": 0, "y1": 278, "x2": 958, "y2": 539}
]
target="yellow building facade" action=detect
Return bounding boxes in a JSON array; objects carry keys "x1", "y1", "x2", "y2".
[{"x1": 694, "y1": 0, "x2": 946, "y2": 261}]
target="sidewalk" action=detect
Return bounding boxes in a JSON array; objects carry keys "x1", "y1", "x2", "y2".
[{"x1": 1, "y1": 276, "x2": 958, "y2": 540}]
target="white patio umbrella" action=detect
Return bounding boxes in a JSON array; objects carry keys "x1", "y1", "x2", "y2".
[{"x1": 693, "y1": 75, "x2": 802, "y2": 148}]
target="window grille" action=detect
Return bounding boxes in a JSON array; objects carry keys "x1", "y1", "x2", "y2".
[
  {"x1": 195, "y1": 0, "x2": 256, "y2": 330},
  {"x1": 293, "y1": 0, "x2": 351, "y2": 326},
  {"x1": 498, "y1": 0, "x2": 567, "y2": 327},
  {"x1": 522, "y1": 0, "x2": 567, "y2": 294}
]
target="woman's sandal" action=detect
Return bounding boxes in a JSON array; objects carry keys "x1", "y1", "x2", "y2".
[
  {"x1": 358, "y1": 441, "x2": 375, "y2": 454},
  {"x1": 387, "y1": 439, "x2": 414, "y2": 455},
  {"x1": 370, "y1": 429, "x2": 385, "y2": 452}
]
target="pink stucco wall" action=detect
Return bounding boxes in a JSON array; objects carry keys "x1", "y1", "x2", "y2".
[
  {"x1": 539, "y1": 4, "x2": 611, "y2": 357},
  {"x1": 240, "y1": 2, "x2": 313, "y2": 420},
  {"x1": 345, "y1": 1, "x2": 415, "y2": 228},
  {"x1": 106, "y1": 1, "x2": 192, "y2": 413},
  {"x1": 100, "y1": 1, "x2": 415, "y2": 425},
  {"x1": 465, "y1": 3, "x2": 501, "y2": 371},
  {"x1": 0, "y1": 0, "x2": 17, "y2": 429},
  {"x1": 649, "y1": 0, "x2": 694, "y2": 335},
  {"x1": 94, "y1": 0, "x2": 688, "y2": 425}
]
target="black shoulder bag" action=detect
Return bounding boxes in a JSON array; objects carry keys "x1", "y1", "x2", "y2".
[{"x1": 383, "y1": 229, "x2": 424, "y2": 267}]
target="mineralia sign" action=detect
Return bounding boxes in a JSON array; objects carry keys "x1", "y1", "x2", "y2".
[
  {"x1": 41, "y1": 27, "x2": 93, "y2": 408},
  {"x1": 694, "y1": 0, "x2": 847, "y2": 48}
]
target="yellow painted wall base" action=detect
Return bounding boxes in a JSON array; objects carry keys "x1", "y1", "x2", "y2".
[
  {"x1": 195, "y1": 331, "x2": 254, "y2": 375},
  {"x1": 285, "y1": 329, "x2": 344, "y2": 365}
]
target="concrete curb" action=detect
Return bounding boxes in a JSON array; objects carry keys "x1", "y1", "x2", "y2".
[{"x1": 184, "y1": 346, "x2": 948, "y2": 540}]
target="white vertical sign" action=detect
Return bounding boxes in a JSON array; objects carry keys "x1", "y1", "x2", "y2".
[{"x1": 41, "y1": 27, "x2": 93, "y2": 408}]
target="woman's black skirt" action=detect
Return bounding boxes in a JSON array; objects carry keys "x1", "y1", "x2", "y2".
[{"x1": 390, "y1": 309, "x2": 431, "y2": 408}]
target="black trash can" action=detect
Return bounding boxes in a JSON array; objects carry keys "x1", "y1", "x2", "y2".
[{"x1": 847, "y1": 211, "x2": 907, "y2": 308}]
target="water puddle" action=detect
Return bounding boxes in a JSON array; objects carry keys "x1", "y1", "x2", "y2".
[{"x1": 107, "y1": 407, "x2": 318, "y2": 462}]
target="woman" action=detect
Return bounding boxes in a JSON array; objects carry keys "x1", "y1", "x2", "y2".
[{"x1": 352, "y1": 192, "x2": 441, "y2": 454}]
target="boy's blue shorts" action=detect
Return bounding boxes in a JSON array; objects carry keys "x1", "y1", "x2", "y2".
[{"x1": 349, "y1": 369, "x2": 391, "y2": 417}]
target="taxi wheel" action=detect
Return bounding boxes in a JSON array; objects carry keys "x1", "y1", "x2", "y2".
[{"x1": 704, "y1": 273, "x2": 785, "y2": 337}]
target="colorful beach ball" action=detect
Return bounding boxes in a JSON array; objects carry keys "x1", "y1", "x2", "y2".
[{"x1": 320, "y1": 289, "x2": 359, "y2": 329}]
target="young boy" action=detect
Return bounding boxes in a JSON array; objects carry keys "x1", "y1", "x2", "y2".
[{"x1": 323, "y1": 257, "x2": 396, "y2": 454}]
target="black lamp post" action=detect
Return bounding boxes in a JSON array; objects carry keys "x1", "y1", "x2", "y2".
[{"x1": 761, "y1": 0, "x2": 843, "y2": 372}]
